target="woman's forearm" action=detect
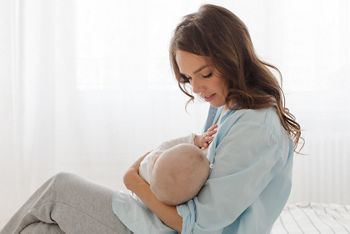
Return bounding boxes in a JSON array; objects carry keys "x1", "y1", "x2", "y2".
[
  {"x1": 124, "y1": 167, "x2": 182, "y2": 232},
  {"x1": 133, "y1": 179, "x2": 182, "y2": 232}
]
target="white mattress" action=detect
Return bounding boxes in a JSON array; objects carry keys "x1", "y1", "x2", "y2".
[{"x1": 272, "y1": 202, "x2": 350, "y2": 233}]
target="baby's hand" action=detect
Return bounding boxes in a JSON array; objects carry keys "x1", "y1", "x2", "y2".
[{"x1": 194, "y1": 124, "x2": 218, "y2": 149}]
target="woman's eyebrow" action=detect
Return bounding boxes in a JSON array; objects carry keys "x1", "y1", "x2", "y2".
[
  {"x1": 193, "y1": 64, "x2": 210, "y2": 74},
  {"x1": 180, "y1": 64, "x2": 210, "y2": 77}
]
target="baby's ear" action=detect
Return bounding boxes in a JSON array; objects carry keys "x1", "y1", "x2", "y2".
[{"x1": 149, "y1": 181, "x2": 156, "y2": 194}]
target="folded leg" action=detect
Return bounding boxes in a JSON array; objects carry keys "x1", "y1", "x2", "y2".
[{"x1": 0, "y1": 172, "x2": 131, "y2": 234}]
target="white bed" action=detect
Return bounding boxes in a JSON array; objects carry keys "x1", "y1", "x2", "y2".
[
  {"x1": 1, "y1": 202, "x2": 350, "y2": 233},
  {"x1": 272, "y1": 202, "x2": 350, "y2": 233}
]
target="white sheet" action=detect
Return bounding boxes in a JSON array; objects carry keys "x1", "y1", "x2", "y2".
[{"x1": 272, "y1": 202, "x2": 350, "y2": 233}]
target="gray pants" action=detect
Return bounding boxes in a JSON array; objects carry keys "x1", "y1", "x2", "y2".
[{"x1": 0, "y1": 172, "x2": 132, "y2": 234}]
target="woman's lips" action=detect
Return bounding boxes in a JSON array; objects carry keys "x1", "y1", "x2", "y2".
[{"x1": 204, "y1": 94, "x2": 215, "y2": 102}]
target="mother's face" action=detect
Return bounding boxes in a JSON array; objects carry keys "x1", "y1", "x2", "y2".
[{"x1": 175, "y1": 50, "x2": 228, "y2": 108}]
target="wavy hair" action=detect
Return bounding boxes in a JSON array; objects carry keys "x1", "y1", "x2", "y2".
[{"x1": 169, "y1": 4, "x2": 303, "y2": 152}]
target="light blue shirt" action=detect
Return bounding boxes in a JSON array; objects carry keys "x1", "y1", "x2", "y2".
[{"x1": 112, "y1": 107, "x2": 293, "y2": 234}]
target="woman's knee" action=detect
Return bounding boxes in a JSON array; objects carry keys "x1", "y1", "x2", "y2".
[
  {"x1": 53, "y1": 172, "x2": 76, "y2": 181},
  {"x1": 50, "y1": 172, "x2": 78, "y2": 190}
]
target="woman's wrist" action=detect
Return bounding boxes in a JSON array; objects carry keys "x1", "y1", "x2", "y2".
[{"x1": 123, "y1": 168, "x2": 145, "y2": 192}]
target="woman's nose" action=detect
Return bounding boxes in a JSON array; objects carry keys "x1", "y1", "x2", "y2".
[{"x1": 191, "y1": 77, "x2": 202, "y2": 94}]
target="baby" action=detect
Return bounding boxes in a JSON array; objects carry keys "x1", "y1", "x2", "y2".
[{"x1": 138, "y1": 135, "x2": 212, "y2": 205}]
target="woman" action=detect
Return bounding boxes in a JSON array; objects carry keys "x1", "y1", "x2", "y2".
[{"x1": 1, "y1": 4, "x2": 301, "y2": 234}]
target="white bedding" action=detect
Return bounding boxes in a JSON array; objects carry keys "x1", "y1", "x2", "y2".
[
  {"x1": 2, "y1": 202, "x2": 350, "y2": 233},
  {"x1": 272, "y1": 202, "x2": 350, "y2": 233}
]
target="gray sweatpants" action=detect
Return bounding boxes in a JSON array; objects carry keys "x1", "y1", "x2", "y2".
[{"x1": 0, "y1": 172, "x2": 132, "y2": 234}]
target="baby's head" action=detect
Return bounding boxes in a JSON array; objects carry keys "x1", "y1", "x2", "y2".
[{"x1": 150, "y1": 143, "x2": 209, "y2": 205}]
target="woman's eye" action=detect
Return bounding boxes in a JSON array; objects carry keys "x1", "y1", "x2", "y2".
[
  {"x1": 179, "y1": 75, "x2": 191, "y2": 83},
  {"x1": 202, "y1": 73, "x2": 212, "y2": 78}
]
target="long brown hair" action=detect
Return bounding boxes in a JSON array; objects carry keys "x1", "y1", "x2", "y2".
[{"x1": 169, "y1": 4, "x2": 303, "y2": 152}]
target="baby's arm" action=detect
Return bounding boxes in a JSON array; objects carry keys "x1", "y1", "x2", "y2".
[
  {"x1": 157, "y1": 134, "x2": 195, "y2": 151},
  {"x1": 194, "y1": 124, "x2": 218, "y2": 149},
  {"x1": 157, "y1": 124, "x2": 218, "y2": 151}
]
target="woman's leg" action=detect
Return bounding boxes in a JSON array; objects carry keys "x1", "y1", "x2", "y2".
[
  {"x1": 0, "y1": 172, "x2": 132, "y2": 234},
  {"x1": 20, "y1": 222, "x2": 63, "y2": 234}
]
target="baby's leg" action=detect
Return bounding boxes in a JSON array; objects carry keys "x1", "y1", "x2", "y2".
[{"x1": 0, "y1": 172, "x2": 131, "y2": 234}]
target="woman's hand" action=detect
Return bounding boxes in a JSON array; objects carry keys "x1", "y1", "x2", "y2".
[{"x1": 194, "y1": 124, "x2": 218, "y2": 149}]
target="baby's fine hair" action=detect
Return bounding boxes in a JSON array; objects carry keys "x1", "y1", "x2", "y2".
[{"x1": 150, "y1": 143, "x2": 209, "y2": 205}]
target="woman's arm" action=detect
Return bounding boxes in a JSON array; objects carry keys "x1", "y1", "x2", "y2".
[{"x1": 123, "y1": 153, "x2": 182, "y2": 232}]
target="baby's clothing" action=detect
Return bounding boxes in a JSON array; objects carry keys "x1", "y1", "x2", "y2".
[
  {"x1": 139, "y1": 134, "x2": 195, "y2": 184},
  {"x1": 140, "y1": 109, "x2": 226, "y2": 183}
]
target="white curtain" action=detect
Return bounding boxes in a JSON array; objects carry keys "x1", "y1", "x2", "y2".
[{"x1": 1, "y1": 0, "x2": 349, "y2": 223}]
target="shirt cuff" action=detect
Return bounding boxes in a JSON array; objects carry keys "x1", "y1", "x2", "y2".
[{"x1": 176, "y1": 199, "x2": 196, "y2": 234}]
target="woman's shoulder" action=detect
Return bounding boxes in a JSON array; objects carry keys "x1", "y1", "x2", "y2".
[
  {"x1": 228, "y1": 107, "x2": 284, "y2": 136},
  {"x1": 232, "y1": 107, "x2": 278, "y2": 124}
]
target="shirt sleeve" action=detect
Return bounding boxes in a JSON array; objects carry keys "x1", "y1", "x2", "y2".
[{"x1": 177, "y1": 121, "x2": 286, "y2": 233}]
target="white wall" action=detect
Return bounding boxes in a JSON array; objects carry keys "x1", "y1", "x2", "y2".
[
  {"x1": 1, "y1": 0, "x2": 350, "y2": 225},
  {"x1": 0, "y1": 0, "x2": 22, "y2": 223}
]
